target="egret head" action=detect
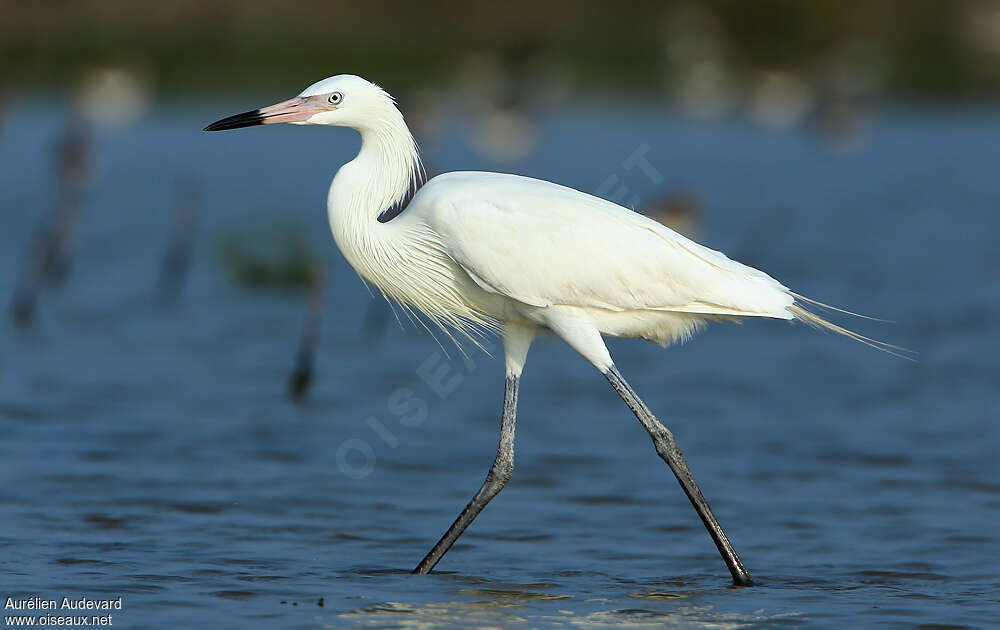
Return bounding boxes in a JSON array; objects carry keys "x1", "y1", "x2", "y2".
[{"x1": 204, "y1": 74, "x2": 398, "y2": 132}]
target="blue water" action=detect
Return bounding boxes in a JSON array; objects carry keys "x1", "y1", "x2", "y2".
[{"x1": 1, "y1": 99, "x2": 998, "y2": 628}]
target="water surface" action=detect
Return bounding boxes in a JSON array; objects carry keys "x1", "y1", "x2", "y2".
[{"x1": 1, "y1": 101, "x2": 998, "y2": 628}]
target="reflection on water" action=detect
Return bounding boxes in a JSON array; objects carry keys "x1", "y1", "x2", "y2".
[
  {"x1": 334, "y1": 574, "x2": 812, "y2": 629},
  {"x1": 0, "y1": 100, "x2": 998, "y2": 628},
  {"x1": 340, "y1": 600, "x2": 804, "y2": 629}
]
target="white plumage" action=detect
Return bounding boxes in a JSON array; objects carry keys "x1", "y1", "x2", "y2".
[
  {"x1": 205, "y1": 74, "x2": 897, "y2": 582},
  {"x1": 419, "y1": 171, "x2": 794, "y2": 331}
]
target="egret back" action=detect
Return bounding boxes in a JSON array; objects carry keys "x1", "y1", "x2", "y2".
[{"x1": 412, "y1": 171, "x2": 795, "y2": 321}]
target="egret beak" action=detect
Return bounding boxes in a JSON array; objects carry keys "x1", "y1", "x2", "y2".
[{"x1": 203, "y1": 97, "x2": 323, "y2": 131}]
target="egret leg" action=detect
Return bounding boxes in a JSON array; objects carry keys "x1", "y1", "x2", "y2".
[
  {"x1": 412, "y1": 375, "x2": 519, "y2": 574},
  {"x1": 605, "y1": 365, "x2": 754, "y2": 586}
]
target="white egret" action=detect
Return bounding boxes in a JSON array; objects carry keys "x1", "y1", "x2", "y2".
[{"x1": 205, "y1": 74, "x2": 898, "y2": 586}]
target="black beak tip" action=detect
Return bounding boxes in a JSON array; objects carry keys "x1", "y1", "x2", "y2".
[{"x1": 203, "y1": 109, "x2": 266, "y2": 132}]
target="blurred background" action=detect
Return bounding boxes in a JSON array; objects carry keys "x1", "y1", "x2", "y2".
[{"x1": 2, "y1": 1, "x2": 998, "y2": 628}]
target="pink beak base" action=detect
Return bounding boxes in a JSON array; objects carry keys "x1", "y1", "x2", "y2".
[{"x1": 204, "y1": 97, "x2": 323, "y2": 131}]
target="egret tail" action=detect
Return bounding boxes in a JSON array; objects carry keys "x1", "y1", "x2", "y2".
[{"x1": 788, "y1": 299, "x2": 913, "y2": 359}]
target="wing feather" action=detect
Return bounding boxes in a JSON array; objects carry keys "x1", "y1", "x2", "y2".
[{"x1": 418, "y1": 172, "x2": 794, "y2": 319}]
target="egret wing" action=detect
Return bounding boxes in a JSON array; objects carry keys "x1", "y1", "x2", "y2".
[{"x1": 422, "y1": 172, "x2": 793, "y2": 318}]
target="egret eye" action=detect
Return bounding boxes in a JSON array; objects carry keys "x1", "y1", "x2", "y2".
[{"x1": 327, "y1": 92, "x2": 343, "y2": 105}]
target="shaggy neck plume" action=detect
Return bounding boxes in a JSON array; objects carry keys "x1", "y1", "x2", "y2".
[{"x1": 326, "y1": 107, "x2": 423, "y2": 275}]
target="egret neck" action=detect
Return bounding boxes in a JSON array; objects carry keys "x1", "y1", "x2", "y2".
[
  {"x1": 326, "y1": 108, "x2": 421, "y2": 277},
  {"x1": 322, "y1": 107, "x2": 488, "y2": 337}
]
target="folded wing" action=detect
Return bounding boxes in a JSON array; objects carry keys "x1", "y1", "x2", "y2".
[{"x1": 421, "y1": 172, "x2": 794, "y2": 319}]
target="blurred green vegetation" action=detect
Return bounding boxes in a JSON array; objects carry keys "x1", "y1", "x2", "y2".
[
  {"x1": 217, "y1": 224, "x2": 322, "y2": 290},
  {"x1": 2, "y1": 0, "x2": 1000, "y2": 99}
]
